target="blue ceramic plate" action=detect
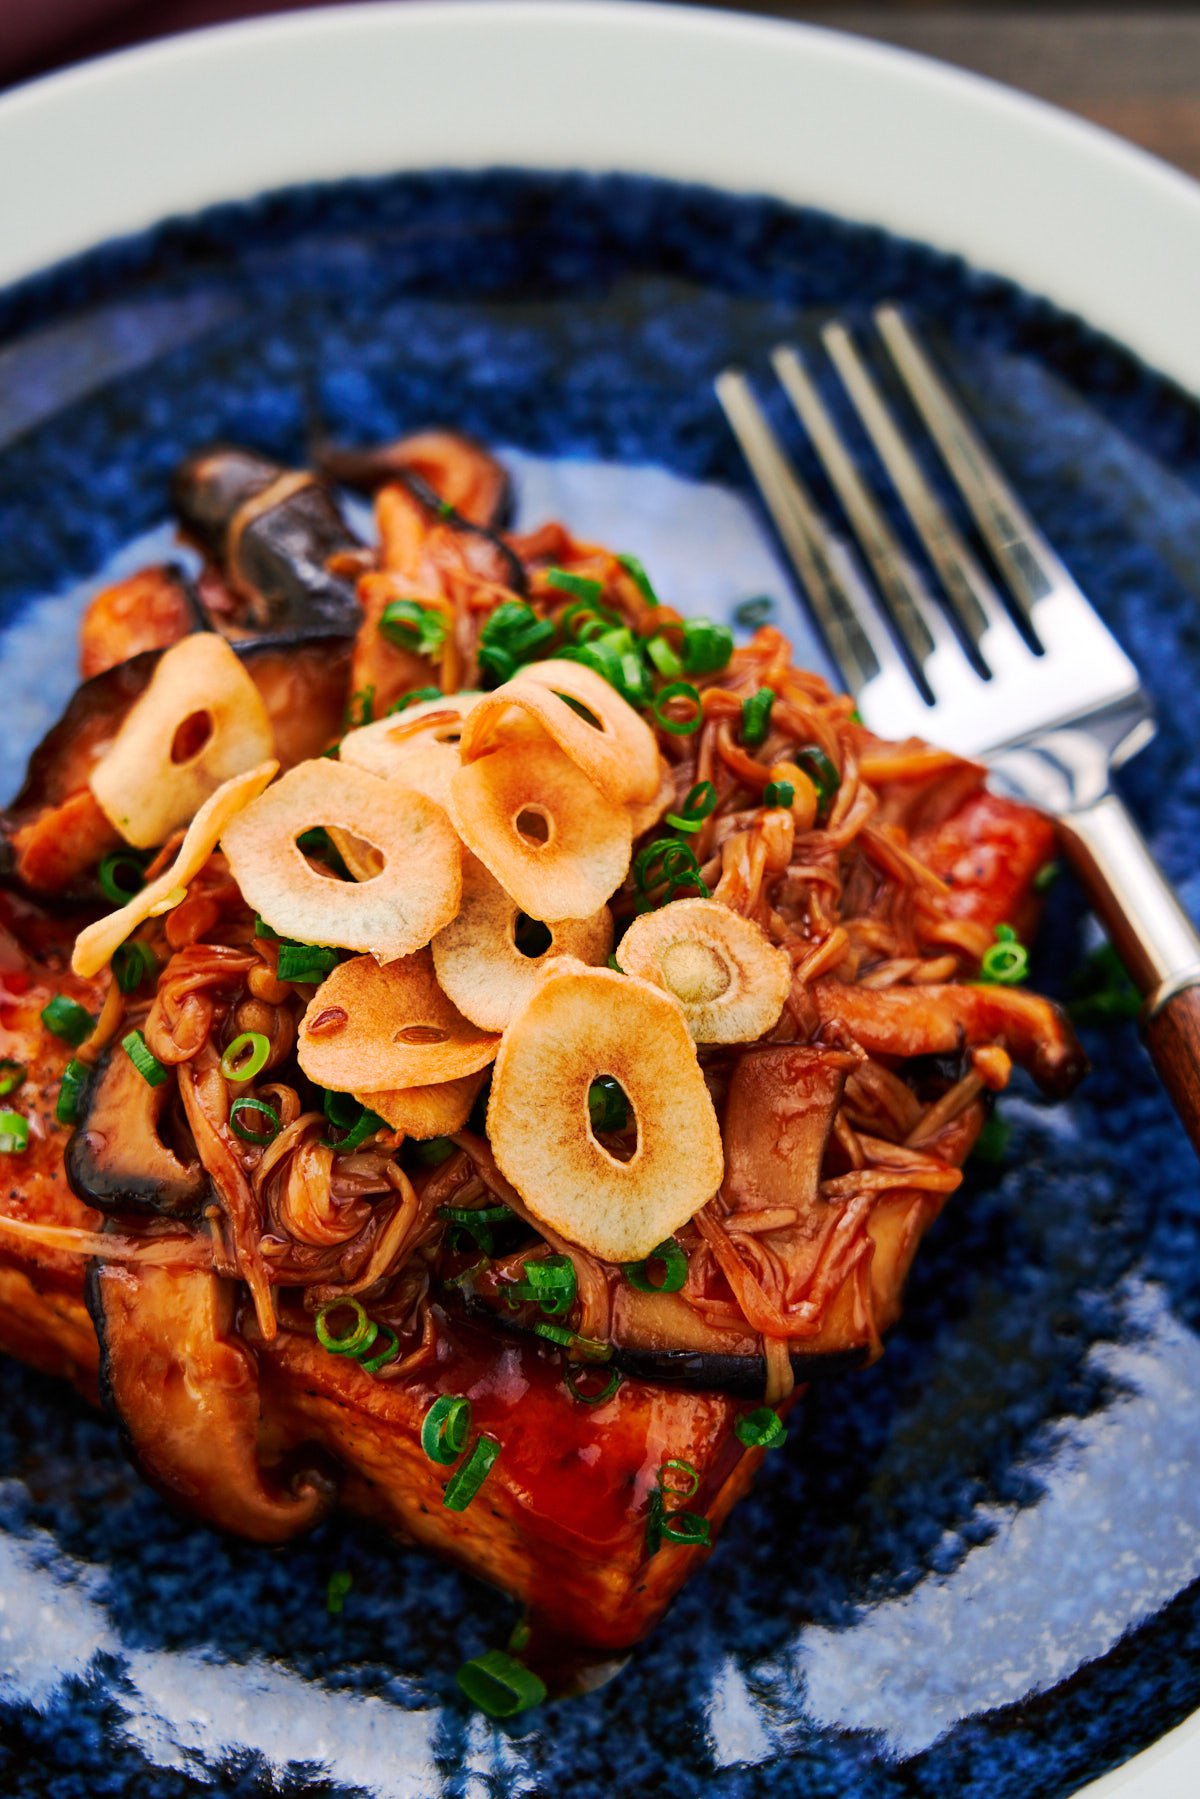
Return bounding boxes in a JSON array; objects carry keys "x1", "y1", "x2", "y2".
[{"x1": 1, "y1": 160, "x2": 1199, "y2": 1799}]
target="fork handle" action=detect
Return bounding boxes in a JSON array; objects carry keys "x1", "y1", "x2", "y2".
[{"x1": 1057, "y1": 790, "x2": 1200, "y2": 1155}]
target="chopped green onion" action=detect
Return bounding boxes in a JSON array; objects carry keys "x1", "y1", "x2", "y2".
[
  {"x1": 0, "y1": 1060, "x2": 25, "y2": 1099},
  {"x1": 56, "y1": 1059, "x2": 89, "y2": 1127},
  {"x1": 658, "y1": 1458, "x2": 700, "y2": 1499},
  {"x1": 588, "y1": 1076, "x2": 628, "y2": 1134},
  {"x1": 644, "y1": 1489, "x2": 664, "y2": 1555},
  {"x1": 634, "y1": 837, "x2": 701, "y2": 893},
  {"x1": 388, "y1": 686, "x2": 443, "y2": 715},
  {"x1": 219, "y1": 1031, "x2": 270, "y2": 1085},
  {"x1": 665, "y1": 780, "x2": 717, "y2": 834},
  {"x1": 254, "y1": 914, "x2": 280, "y2": 940},
  {"x1": 762, "y1": 780, "x2": 794, "y2": 810},
  {"x1": 315, "y1": 1297, "x2": 374, "y2": 1357},
  {"x1": 346, "y1": 686, "x2": 376, "y2": 727},
  {"x1": 979, "y1": 923, "x2": 1029, "y2": 986},
  {"x1": 680, "y1": 618, "x2": 733, "y2": 675},
  {"x1": 741, "y1": 688, "x2": 775, "y2": 749},
  {"x1": 422, "y1": 1394, "x2": 472, "y2": 1465},
  {"x1": 113, "y1": 940, "x2": 157, "y2": 995},
  {"x1": 733, "y1": 595, "x2": 774, "y2": 630},
  {"x1": 478, "y1": 600, "x2": 555, "y2": 685},
  {"x1": 646, "y1": 634, "x2": 683, "y2": 679},
  {"x1": 607, "y1": 953, "x2": 624, "y2": 973},
  {"x1": 559, "y1": 631, "x2": 652, "y2": 709},
  {"x1": 326, "y1": 1570, "x2": 353, "y2": 1615},
  {"x1": 972, "y1": 1111, "x2": 1011, "y2": 1165},
  {"x1": 1033, "y1": 860, "x2": 1061, "y2": 893},
  {"x1": 414, "y1": 1136, "x2": 457, "y2": 1166},
  {"x1": 616, "y1": 552, "x2": 660, "y2": 607},
  {"x1": 624, "y1": 1238, "x2": 688, "y2": 1294},
  {"x1": 545, "y1": 566, "x2": 603, "y2": 603},
  {"x1": 379, "y1": 600, "x2": 448, "y2": 659},
  {"x1": 794, "y1": 745, "x2": 840, "y2": 816},
  {"x1": 276, "y1": 942, "x2": 339, "y2": 984},
  {"x1": 508, "y1": 1616, "x2": 532, "y2": 1655},
  {"x1": 230, "y1": 1097, "x2": 281, "y2": 1144},
  {"x1": 322, "y1": 1103, "x2": 385, "y2": 1153},
  {"x1": 564, "y1": 1364, "x2": 622, "y2": 1406},
  {"x1": 97, "y1": 850, "x2": 147, "y2": 905},
  {"x1": 532, "y1": 1323, "x2": 613, "y2": 1362},
  {"x1": 559, "y1": 595, "x2": 621, "y2": 640},
  {"x1": 849, "y1": 707, "x2": 863, "y2": 724},
  {"x1": 652, "y1": 681, "x2": 702, "y2": 735},
  {"x1": 661, "y1": 1509, "x2": 711, "y2": 1547},
  {"x1": 41, "y1": 995, "x2": 93, "y2": 1049},
  {"x1": 1067, "y1": 942, "x2": 1141, "y2": 1024},
  {"x1": 122, "y1": 1029, "x2": 168, "y2": 1088},
  {"x1": 456, "y1": 1648, "x2": 546, "y2": 1719},
  {"x1": 734, "y1": 1407, "x2": 789, "y2": 1450},
  {"x1": 506, "y1": 1254, "x2": 577, "y2": 1318},
  {"x1": 664, "y1": 869, "x2": 711, "y2": 902},
  {"x1": 0, "y1": 1111, "x2": 29, "y2": 1154},
  {"x1": 438, "y1": 1202, "x2": 512, "y2": 1255},
  {"x1": 443, "y1": 1435, "x2": 500, "y2": 1510},
  {"x1": 322, "y1": 1088, "x2": 361, "y2": 1133},
  {"x1": 359, "y1": 1325, "x2": 401, "y2": 1374}
]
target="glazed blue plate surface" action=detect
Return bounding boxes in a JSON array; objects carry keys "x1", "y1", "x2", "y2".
[{"x1": 1, "y1": 169, "x2": 1199, "y2": 1799}]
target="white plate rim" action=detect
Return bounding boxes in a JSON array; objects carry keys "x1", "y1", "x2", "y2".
[{"x1": 0, "y1": 4, "x2": 1198, "y2": 1793}]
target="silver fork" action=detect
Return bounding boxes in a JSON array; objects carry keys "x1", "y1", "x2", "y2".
[{"x1": 716, "y1": 305, "x2": 1200, "y2": 1154}]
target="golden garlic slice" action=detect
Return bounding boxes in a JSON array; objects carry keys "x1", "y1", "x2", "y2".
[
  {"x1": 615, "y1": 898, "x2": 791, "y2": 1043},
  {"x1": 487, "y1": 961, "x2": 724, "y2": 1263},
  {"x1": 432, "y1": 853, "x2": 612, "y2": 1030},
  {"x1": 90, "y1": 634, "x2": 274, "y2": 848},
  {"x1": 221, "y1": 759, "x2": 461, "y2": 961},
  {"x1": 360, "y1": 1070, "x2": 485, "y2": 1138},
  {"x1": 72, "y1": 761, "x2": 278, "y2": 977},
  {"x1": 298, "y1": 949, "x2": 499, "y2": 1093},
  {"x1": 447, "y1": 739, "x2": 631, "y2": 922},
  {"x1": 459, "y1": 659, "x2": 659, "y2": 805},
  {"x1": 339, "y1": 692, "x2": 481, "y2": 811}
]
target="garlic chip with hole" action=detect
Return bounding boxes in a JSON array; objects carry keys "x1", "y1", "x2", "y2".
[
  {"x1": 360, "y1": 1070, "x2": 485, "y2": 1139},
  {"x1": 447, "y1": 739, "x2": 631, "y2": 922},
  {"x1": 459, "y1": 659, "x2": 659, "y2": 805},
  {"x1": 221, "y1": 759, "x2": 461, "y2": 961},
  {"x1": 339, "y1": 692, "x2": 481, "y2": 811},
  {"x1": 615, "y1": 898, "x2": 791, "y2": 1042},
  {"x1": 90, "y1": 634, "x2": 275, "y2": 848},
  {"x1": 432, "y1": 853, "x2": 612, "y2": 1030},
  {"x1": 487, "y1": 961, "x2": 724, "y2": 1263},
  {"x1": 72, "y1": 761, "x2": 278, "y2": 978},
  {"x1": 298, "y1": 949, "x2": 499, "y2": 1093}
]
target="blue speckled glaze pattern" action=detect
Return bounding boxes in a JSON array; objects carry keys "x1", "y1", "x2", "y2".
[{"x1": 1, "y1": 169, "x2": 1199, "y2": 1799}]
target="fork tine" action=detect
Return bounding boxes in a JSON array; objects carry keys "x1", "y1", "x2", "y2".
[
  {"x1": 714, "y1": 368, "x2": 913, "y2": 696},
  {"x1": 820, "y1": 320, "x2": 1033, "y2": 680},
  {"x1": 770, "y1": 342, "x2": 961, "y2": 679},
  {"x1": 874, "y1": 304, "x2": 1063, "y2": 621}
]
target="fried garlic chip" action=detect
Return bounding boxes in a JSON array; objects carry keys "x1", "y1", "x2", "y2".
[
  {"x1": 616, "y1": 898, "x2": 791, "y2": 1043},
  {"x1": 628, "y1": 756, "x2": 677, "y2": 839},
  {"x1": 360, "y1": 1070, "x2": 485, "y2": 1139},
  {"x1": 72, "y1": 761, "x2": 278, "y2": 977},
  {"x1": 448, "y1": 740, "x2": 631, "y2": 922},
  {"x1": 487, "y1": 962, "x2": 724, "y2": 1263},
  {"x1": 459, "y1": 659, "x2": 658, "y2": 805},
  {"x1": 432, "y1": 854, "x2": 612, "y2": 1030},
  {"x1": 339, "y1": 692, "x2": 481, "y2": 811},
  {"x1": 222, "y1": 759, "x2": 461, "y2": 961},
  {"x1": 298, "y1": 949, "x2": 499, "y2": 1093},
  {"x1": 90, "y1": 634, "x2": 275, "y2": 849}
]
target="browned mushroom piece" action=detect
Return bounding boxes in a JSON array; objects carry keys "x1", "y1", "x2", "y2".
[{"x1": 65, "y1": 1044, "x2": 207, "y2": 1220}]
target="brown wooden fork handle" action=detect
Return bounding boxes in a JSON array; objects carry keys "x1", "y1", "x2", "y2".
[{"x1": 1143, "y1": 981, "x2": 1200, "y2": 1157}]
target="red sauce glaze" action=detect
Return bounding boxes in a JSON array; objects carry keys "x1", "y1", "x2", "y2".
[{"x1": 912, "y1": 788, "x2": 1056, "y2": 936}]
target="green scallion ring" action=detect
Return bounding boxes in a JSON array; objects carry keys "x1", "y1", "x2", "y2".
[
  {"x1": 545, "y1": 566, "x2": 604, "y2": 603},
  {"x1": 421, "y1": 1394, "x2": 472, "y2": 1465},
  {"x1": 414, "y1": 1137, "x2": 456, "y2": 1166},
  {"x1": 276, "y1": 941, "x2": 339, "y2": 984},
  {"x1": 0, "y1": 1111, "x2": 30, "y2": 1154},
  {"x1": 121, "y1": 1029, "x2": 169, "y2": 1088},
  {"x1": 661, "y1": 1509, "x2": 712, "y2": 1547},
  {"x1": 652, "y1": 681, "x2": 703, "y2": 736},
  {"x1": 41, "y1": 994, "x2": 94, "y2": 1049},
  {"x1": 56, "y1": 1059, "x2": 89, "y2": 1128},
  {"x1": 97, "y1": 850, "x2": 148, "y2": 905},
  {"x1": 735, "y1": 1407, "x2": 789, "y2": 1450},
  {"x1": 680, "y1": 618, "x2": 734, "y2": 675},
  {"x1": 646, "y1": 635, "x2": 683, "y2": 679},
  {"x1": 624, "y1": 1238, "x2": 688, "y2": 1294},
  {"x1": 230, "y1": 1097, "x2": 282, "y2": 1145},
  {"x1": 359, "y1": 1325, "x2": 401, "y2": 1375},
  {"x1": 616, "y1": 552, "x2": 660, "y2": 607},
  {"x1": 456, "y1": 1649, "x2": 546, "y2": 1720},
  {"x1": 588, "y1": 1075, "x2": 629, "y2": 1133},
  {"x1": 0, "y1": 1059, "x2": 25, "y2": 1099},
  {"x1": 741, "y1": 687, "x2": 775, "y2": 749},
  {"x1": 322, "y1": 1088, "x2": 361, "y2": 1133},
  {"x1": 564, "y1": 1364, "x2": 622, "y2": 1407},
  {"x1": 532, "y1": 1320, "x2": 574, "y2": 1348},
  {"x1": 664, "y1": 780, "x2": 717, "y2": 835},
  {"x1": 321, "y1": 1104, "x2": 385, "y2": 1153},
  {"x1": 112, "y1": 939, "x2": 157, "y2": 995},
  {"x1": 794, "y1": 744, "x2": 840, "y2": 814},
  {"x1": 633, "y1": 837, "x2": 700, "y2": 892},
  {"x1": 442, "y1": 1435, "x2": 501, "y2": 1510},
  {"x1": 219, "y1": 1031, "x2": 271, "y2": 1085},
  {"x1": 762, "y1": 780, "x2": 795, "y2": 811},
  {"x1": 665, "y1": 871, "x2": 712, "y2": 902},
  {"x1": 980, "y1": 938, "x2": 1030, "y2": 985},
  {"x1": 315, "y1": 1297, "x2": 374, "y2": 1358},
  {"x1": 388, "y1": 686, "x2": 444, "y2": 715},
  {"x1": 658, "y1": 1457, "x2": 700, "y2": 1499}
]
